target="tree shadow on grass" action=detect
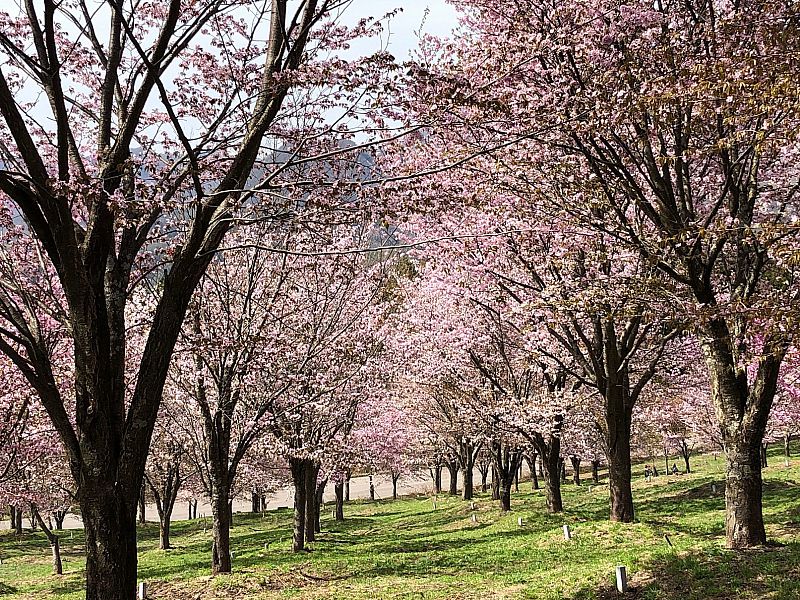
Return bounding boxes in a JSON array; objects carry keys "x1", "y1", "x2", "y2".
[{"x1": 568, "y1": 542, "x2": 800, "y2": 600}]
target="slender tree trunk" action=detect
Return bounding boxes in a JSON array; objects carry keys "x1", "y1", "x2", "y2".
[
  {"x1": 570, "y1": 456, "x2": 581, "y2": 485},
  {"x1": 760, "y1": 443, "x2": 768, "y2": 469},
  {"x1": 369, "y1": 474, "x2": 375, "y2": 501},
  {"x1": 785, "y1": 433, "x2": 791, "y2": 465},
  {"x1": 290, "y1": 458, "x2": 307, "y2": 552},
  {"x1": 514, "y1": 464, "x2": 520, "y2": 492},
  {"x1": 430, "y1": 464, "x2": 442, "y2": 494},
  {"x1": 160, "y1": 517, "x2": 171, "y2": 551},
  {"x1": 138, "y1": 485, "x2": 146, "y2": 524},
  {"x1": 560, "y1": 458, "x2": 566, "y2": 483},
  {"x1": 478, "y1": 464, "x2": 489, "y2": 492},
  {"x1": 314, "y1": 477, "x2": 326, "y2": 534},
  {"x1": 591, "y1": 460, "x2": 600, "y2": 484},
  {"x1": 344, "y1": 470, "x2": 351, "y2": 502},
  {"x1": 682, "y1": 441, "x2": 692, "y2": 474},
  {"x1": 32, "y1": 506, "x2": 62, "y2": 575},
  {"x1": 392, "y1": 474, "x2": 399, "y2": 500},
  {"x1": 334, "y1": 482, "x2": 344, "y2": 521}
]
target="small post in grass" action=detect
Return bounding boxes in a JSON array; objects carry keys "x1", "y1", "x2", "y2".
[
  {"x1": 517, "y1": 517, "x2": 525, "y2": 527},
  {"x1": 470, "y1": 502, "x2": 477, "y2": 510},
  {"x1": 563, "y1": 524, "x2": 572, "y2": 540},
  {"x1": 711, "y1": 483, "x2": 717, "y2": 493},
  {"x1": 138, "y1": 581, "x2": 147, "y2": 600},
  {"x1": 471, "y1": 514, "x2": 477, "y2": 523},
  {"x1": 615, "y1": 566, "x2": 628, "y2": 593}
]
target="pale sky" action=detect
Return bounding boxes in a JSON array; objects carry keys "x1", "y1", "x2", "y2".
[{"x1": 345, "y1": 0, "x2": 459, "y2": 60}]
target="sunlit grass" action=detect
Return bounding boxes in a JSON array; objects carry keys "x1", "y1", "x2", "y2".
[{"x1": 2, "y1": 449, "x2": 799, "y2": 599}]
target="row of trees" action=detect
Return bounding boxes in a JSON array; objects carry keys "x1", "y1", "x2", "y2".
[{"x1": 1, "y1": 1, "x2": 799, "y2": 599}]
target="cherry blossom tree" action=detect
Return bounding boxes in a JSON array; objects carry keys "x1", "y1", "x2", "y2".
[{"x1": 0, "y1": 1, "x2": 402, "y2": 595}]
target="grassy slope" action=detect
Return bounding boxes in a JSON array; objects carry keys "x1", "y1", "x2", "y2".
[{"x1": 2, "y1": 450, "x2": 800, "y2": 599}]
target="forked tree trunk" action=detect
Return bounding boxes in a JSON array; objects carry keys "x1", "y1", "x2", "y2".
[
  {"x1": 53, "y1": 510, "x2": 66, "y2": 530},
  {"x1": 392, "y1": 473, "x2": 400, "y2": 500},
  {"x1": 681, "y1": 440, "x2": 692, "y2": 474},
  {"x1": 530, "y1": 430, "x2": 563, "y2": 514},
  {"x1": 492, "y1": 443, "x2": 521, "y2": 512},
  {"x1": 32, "y1": 506, "x2": 63, "y2": 576},
  {"x1": 430, "y1": 464, "x2": 443, "y2": 494},
  {"x1": 447, "y1": 460, "x2": 458, "y2": 496},
  {"x1": 477, "y1": 462, "x2": 489, "y2": 492}
]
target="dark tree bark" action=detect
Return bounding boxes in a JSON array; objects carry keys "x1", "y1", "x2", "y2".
[
  {"x1": 251, "y1": 491, "x2": 259, "y2": 513},
  {"x1": 344, "y1": 469, "x2": 351, "y2": 502},
  {"x1": 459, "y1": 439, "x2": 480, "y2": 500},
  {"x1": 491, "y1": 464, "x2": 500, "y2": 500},
  {"x1": 392, "y1": 473, "x2": 400, "y2": 500},
  {"x1": 430, "y1": 464, "x2": 443, "y2": 494},
  {"x1": 314, "y1": 477, "x2": 326, "y2": 534},
  {"x1": 606, "y1": 385, "x2": 635, "y2": 523},
  {"x1": 53, "y1": 509, "x2": 66, "y2": 530},
  {"x1": 526, "y1": 425, "x2": 563, "y2": 514},
  {"x1": 334, "y1": 482, "x2": 344, "y2": 521},
  {"x1": 492, "y1": 442, "x2": 522, "y2": 512},
  {"x1": 570, "y1": 456, "x2": 581, "y2": 485},
  {"x1": 477, "y1": 460, "x2": 490, "y2": 492},
  {"x1": 680, "y1": 440, "x2": 692, "y2": 474},
  {"x1": 14, "y1": 507, "x2": 22, "y2": 535},
  {"x1": 145, "y1": 456, "x2": 182, "y2": 551},
  {"x1": 304, "y1": 461, "x2": 319, "y2": 543},
  {"x1": 290, "y1": 457, "x2": 307, "y2": 552},
  {"x1": 560, "y1": 458, "x2": 566, "y2": 483},
  {"x1": 447, "y1": 460, "x2": 458, "y2": 496},
  {"x1": 9, "y1": 506, "x2": 16, "y2": 532},
  {"x1": 211, "y1": 488, "x2": 232, "y2": 573},
  {"x1": 760, "y1": 443, "x2": 768, "y2": 469},
  {"x1": 138, "y1": 485, "x2": 146, "y2": 524},
  {"x1": 525, "y1": 452, "x2": 539, "y2": 490},
  {"x1": 591, "y1": 460, "x2": 600, "y2": 484}
]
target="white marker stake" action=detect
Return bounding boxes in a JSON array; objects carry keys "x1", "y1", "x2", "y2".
[
  {"x1": 712, "y1": 484, "x2": 717, "y2": 493},
  {"x1": 471, "y1": 514, "x2": 477, "y2": 523},
  {"x1": 138, "y1": 582, "x2": 147, "y2": 600},
  {"x1": 563, "y1": 524, "x2": 572, "y2": 540},
  {"x1": 470, "y1": 502, "x2": 477, "y2": 510},
  {"x1": 517, "y1": 517, "x2": 524, "y2": 527},
  {"x1": 615, "y1": 566, "x2": 628, "y2": 593}
]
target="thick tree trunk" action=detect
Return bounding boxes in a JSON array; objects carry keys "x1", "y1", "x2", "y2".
[
  {"x1": 211, "y1": 488, "x2": 232, "y2": 574},
  {"x1": 570, "y1": 456, "x2": 581, "y2": 485},
  {"x1": 9, "y1": 506, "x2": 16, "y2": 532},
  {"x1": 80, "y1": 488, "x2": 138, "y2": 600},
  {"x1": 725, "y1": 438, "x2": 766, "y2": 546},
  {"x1": 462, "y1": 466, "x2": 473, "y2": 500},
  {"x1": 605, "y1": 385, "x2": 635, "y2": 523},
  {"x1": 531, "y1": 432, "x2": 563, "y2": 514},
  {"x1": 14, "y1": 507, "x2": 22, "y2": 535},
  {"x1": 491, "y1": 465, "x2": 500, "y2": 500},
  {"x1": 591, "y1": 460, "x2": 600, "y2": 484},
  {"x1": 290, "y1": 458, "x2": 307, "y2": 552},
  {"x1": 334, "y1": 482, "x2": 344, "y2": 521},
  {"x1": 499, "y1": 479, "x2": 512, "y2": 512},
  {"x1": 251, "y1": 491, "x2": 259, "y2": 513},
  {"x1": 447, "y1": 461, "x2": 458, "y2": 496},
  {"x1": 304, "y1": 462, "x2": 318, "y2": 543}
]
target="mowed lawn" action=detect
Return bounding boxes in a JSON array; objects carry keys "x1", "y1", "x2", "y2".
[{"x1": 3, "y1": 451, "x2": 800, "y2": 599}]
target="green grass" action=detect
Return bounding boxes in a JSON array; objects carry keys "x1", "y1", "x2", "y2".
[{"x1": 3, "y1": 450, "x2": 800, "y2": 599}]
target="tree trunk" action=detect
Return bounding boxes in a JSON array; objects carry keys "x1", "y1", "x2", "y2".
[
  {"x1": 334, "y1": 482, "x2": 344, "y2": 521},
  {"x1": 368, "y1": 474, "x2": 375, "y2": 501},
  {"x1": 160, "y1": 517, "x2": 171, "y2": 551},
  {"x1": 290, "y1": 458, "x2": 307, "y2": 552},
  {"x1": 53, "y1": 510, "x2": 66, "y2": 530},
  {"x1": 491, "y1": 465, "x2": 500, "y2": 500},
  {"x1": 725, "y1": 438, "x2": 766, "y2": 547},
  {"x1": 344, "y1": 470, "x2": 351, "y2": 502},
  {"x1": 211, "y1": 488, "x2": 232, "y2": 574},
  {"x1": 760, "y1": 443, "x2": 768, "y2": 469},
  {"x1": 526, "y1": 453, "x2": 539, "y2": 490},
  {"x1": 605, "y1": 386, "x2": 635, "y2": 523},
  {"x1": 80, "y1": 487, "x2": 138, "y2": 600},
  {"x1": 14, "y1": 507, "x2": 22, "y2": 535},
  {"x1": 314, "y1": 477, "x2": 326, "y2": 534},
  {"x1": 138, "y1": 485, "x2": 146, "y2": 524},
  {"x1": 430, "y1": 464, "x2": 442, "y2": 494},
  {"x1": 560, "y1": 458, "x2": 566, "y2": 483},
  {"x1": 462, "y1": 465, "x2": 474, "y2": 500},
  {"x1": 32, "y1": 506, "x2": 63, "y2": 576},
  {"x1": 785, "y1": 433, "x2": 791, "y2": 465},
  {"x1": 591, "y1": 460, "x2": 600, "y2": 484},
  {"x1": 9, "y1": 506, "x2": 16, "y2": 532},
  {"x1": 392, "y1": 474, "x2": 400, "y2": 500},
  {"x1": 478, "y1": 464, "x2": 489, "y2": 492},
  {"x1": 514, "y1": 464, "x2": 520, "y2": 492},
  {"x1": 251, "y1": 491, "x2": 259, "y2": 513},
  {"x1": 570, "y1": 456, "x2": 581, "y2": 485},
  {"x1": 447, "y1": 461, "x2": 458, "y2": 496},
  {"x1": 304, "y1": 461, "x2": 318, "y2": 543}
]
